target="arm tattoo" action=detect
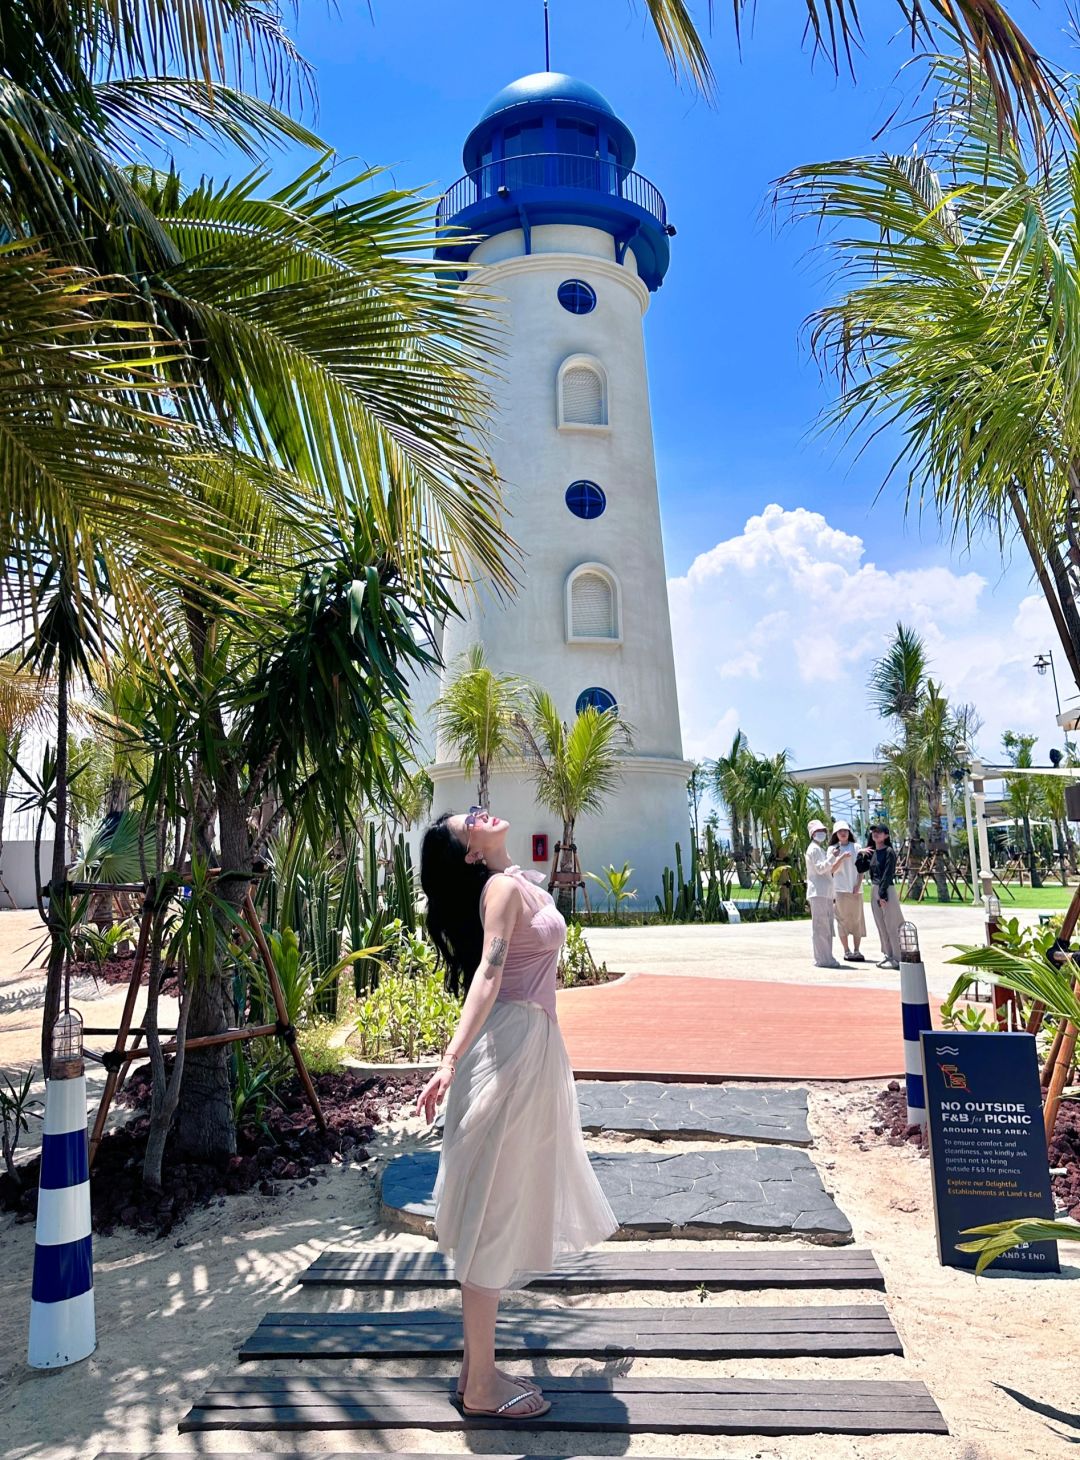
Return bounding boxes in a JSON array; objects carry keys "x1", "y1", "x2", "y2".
[{"x1": 486, "y1": 936, "x2": 509, "y2": 969}]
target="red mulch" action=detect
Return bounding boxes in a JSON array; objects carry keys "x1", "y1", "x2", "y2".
[
  {"x1": 1, "y1": 1066, "x2": 424, "y2": 1238},
  {"x1": 866, "y1": 1081, "x2": 1080, "y2": 1217}
]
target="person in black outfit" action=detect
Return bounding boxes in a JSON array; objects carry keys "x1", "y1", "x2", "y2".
[{"x1": 858, "y1": 825, "x2": 902, "y2": 969}]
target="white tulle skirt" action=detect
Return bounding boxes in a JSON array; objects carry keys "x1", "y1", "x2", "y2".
[{"x1": 433, "y1": 999, "x2": 618, "y2": 1291}]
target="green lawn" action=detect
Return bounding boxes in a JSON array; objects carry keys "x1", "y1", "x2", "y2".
[
  {"x1": 910, "y1": 882, "x2": 1073, "y2": 911},
  {"x1": 727, "y1": 882, "x2": 1074, "y2": 912}
]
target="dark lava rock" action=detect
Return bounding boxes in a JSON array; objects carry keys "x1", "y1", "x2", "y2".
[{"x1": 1, "y1": 1067, "x2": 423, "y2": 1237}]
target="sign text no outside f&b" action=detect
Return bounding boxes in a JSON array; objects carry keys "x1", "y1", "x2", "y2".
[{"x1": 920, "y1": 1030, "x2": 1060, "y2": 1273}]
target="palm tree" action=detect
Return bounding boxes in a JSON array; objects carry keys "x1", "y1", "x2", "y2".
[
  {"x1": 776, "y1": 63, "x2": 1080, "y2": 699},
  {"x1": 914, "y1": 680, "x2": 965, "y2": 899},
  {"x1": 711, "y1": 731, "x2": 754, "y2": 888},
  {"x1": 1002, "y1": 731, "x2": 1045, "y2": 888},
  {"x1": 869, "y1": 625, "x2": 929, "y2": 852},
  {"x1": 641, "y1": 1, "x2": 1063, "y2": 160},
  {"x1": 521, "y1": 692, "x2": 631, "y2": 915},
  {"x1": 5, "y1": 3, "x2": 516, "y2": 1125},
  {"x1": 432, "y1": 646, "x2": 528, "y2": 809}
]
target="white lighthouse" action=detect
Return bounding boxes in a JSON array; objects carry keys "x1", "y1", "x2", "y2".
[{"x1": 426, "y1": 72, "x2": 691, "y2": 901}]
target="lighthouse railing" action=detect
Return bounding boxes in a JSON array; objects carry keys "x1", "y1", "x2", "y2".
[{"x1": 436, "y1": 154, "x2": 667, "y2": 230}]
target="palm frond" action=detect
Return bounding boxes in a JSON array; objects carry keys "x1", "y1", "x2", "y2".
[
  {"x1": 957, "y1": 1216, "x2": 1080, "y2": 1273},
  {"x1": 142, "y1": 160, "x2": 515, "y2": 591}
]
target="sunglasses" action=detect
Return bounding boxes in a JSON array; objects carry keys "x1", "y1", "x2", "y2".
[{"x1": 464, "y1": 805, "x2": 483, "y2": 829}]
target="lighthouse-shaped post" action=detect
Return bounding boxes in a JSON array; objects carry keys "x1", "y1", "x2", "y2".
[{"x1": 430, "y1": 73, "x2": 691, "y2": 897}]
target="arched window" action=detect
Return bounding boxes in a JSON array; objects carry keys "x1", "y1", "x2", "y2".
[
  {"x1": 576, "y1": 687, "x2": 618, "y2": 716},
  {"x1": 566, "y1": 563, "x2": 621, "y2": 643},
  {"x1": 565, "y1": 480, "x2": 606, "y2": 519},
  {"x1": 557, "y1": 355, "x2": 608, "y2": 428}
]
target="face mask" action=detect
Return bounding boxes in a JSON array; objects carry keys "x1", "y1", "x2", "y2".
[{"x1": 812, "y1": 831, "x2": 826, "y2": 843}]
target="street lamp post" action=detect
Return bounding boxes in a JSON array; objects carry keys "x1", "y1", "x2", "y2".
[{"x1": 1035, "y1": 650, "x2": 1073, "y2": 884}]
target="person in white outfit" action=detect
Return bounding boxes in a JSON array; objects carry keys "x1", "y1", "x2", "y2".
[
  {"x1": 828, "y1": 820, "x2": 866, "y2": 962},
  {"x1": 805, "y1": 819, "x2": 841, "y2": 969}
]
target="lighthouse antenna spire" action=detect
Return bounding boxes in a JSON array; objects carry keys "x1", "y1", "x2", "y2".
[{"x1": 543, "y1": 0, "x2": 551, "y2": 70}]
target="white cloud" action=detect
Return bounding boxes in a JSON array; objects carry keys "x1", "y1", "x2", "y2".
[{"x1": 669, "y1": 504, "x2": 1059, "y2": 770}]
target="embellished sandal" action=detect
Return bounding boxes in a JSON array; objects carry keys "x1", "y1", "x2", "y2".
[
  {"x1": 456, "y1": 1377, "x2": 540, "y2": 1399},
  {"x1": 460, "y1": 1388, "x2": 552, "y2": 1419}
]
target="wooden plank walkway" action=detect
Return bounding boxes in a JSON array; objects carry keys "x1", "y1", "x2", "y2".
[
  {"x1": 180, "y1": 1374, "x2": 948, "y2": 1436},
  {"x1": 301, "y1": 1246, "x2": 886, "y2": 1291},
  {"x1": 240, "y1": 1303, "x2": 903, "y2": 1361}
]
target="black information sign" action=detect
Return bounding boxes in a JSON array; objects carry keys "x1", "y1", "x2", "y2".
[{"x1": 920, "y1": 1030, "x2": 1060, "y2": 1273}]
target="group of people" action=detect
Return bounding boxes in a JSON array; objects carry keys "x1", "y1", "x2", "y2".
[{"x1": 805, "y1": 819, "x2": 904, "y2": 970}]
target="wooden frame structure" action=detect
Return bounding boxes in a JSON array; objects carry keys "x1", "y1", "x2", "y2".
[
  {"x1": 79, "y1": 873, "x2": 326, "y2": 1167},
  {"x1": 547, "y1": 840, "x2": 591, "y2": 916}
]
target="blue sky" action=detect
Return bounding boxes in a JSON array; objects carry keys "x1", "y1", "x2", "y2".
[{"x1": 175, "y1": 2, "x2": 1075, "y2": 776}]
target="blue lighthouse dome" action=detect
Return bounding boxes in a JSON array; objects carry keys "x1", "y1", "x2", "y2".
[
  {"x1": 437, "y1": 71, "x2": 670, "y2": 291},
  {"x1": 478, "y1": 72, "x2": 616, "y2": 122}
]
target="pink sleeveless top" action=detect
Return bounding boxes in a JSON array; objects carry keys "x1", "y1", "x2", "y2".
[{"x1": 480, "y1": 865, "x2": 566, "y2": 1022}]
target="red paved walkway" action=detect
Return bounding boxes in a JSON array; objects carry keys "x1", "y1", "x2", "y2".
[{"x1": 557, "y1": 974, "x2": 938, "y2": 1081}]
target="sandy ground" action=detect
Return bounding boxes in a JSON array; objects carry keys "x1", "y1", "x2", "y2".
[
  {"x1": 0, "y1": 1082, "x2": 1076, "y2": 1460},
  {"x1": 2, "y1": 906, "x2": 1076, "y2": 1460}
]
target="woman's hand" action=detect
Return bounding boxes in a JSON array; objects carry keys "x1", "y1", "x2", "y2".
[{"x1": 417, "y1": 1065, "x2": 454, "y2": 1124}]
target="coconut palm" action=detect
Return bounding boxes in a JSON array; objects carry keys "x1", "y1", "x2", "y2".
[
  {"x1": 641, "y1": 1, "x2": 1063, "y2": 158},
  {"x1": 776, "y1": 62, "x2": 1080, "y2": 697},
  {"x1": 710, "y1": 731, "x2": 754, "y2": 888},
  {"x1": 432, "y1": 646, "x2": 529, "y2": 809},
  {"x1": 5, "y1": 2, "x2": 517, "y2": 1120},
  {"x1": 914, "y1": 680, "x2": 966, "y2": 898},
  {"x1": 1002, "y1": 730, "x2": 1045, "y2": 887},
  {"x1": 521, "y1": 692, "x2": 631, "y2": 915},
  {"x1": 869, "y1": 625, "x2": 929, "y2": 850}
]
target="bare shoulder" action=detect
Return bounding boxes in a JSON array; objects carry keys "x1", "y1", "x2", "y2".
[{"x1": 481, "y1": 872, "x2": 523, "y2": 909}]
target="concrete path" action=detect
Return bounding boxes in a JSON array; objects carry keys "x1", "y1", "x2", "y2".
[{"x1": 581, "y1": 902, "x2": 1040, "y2": 997}]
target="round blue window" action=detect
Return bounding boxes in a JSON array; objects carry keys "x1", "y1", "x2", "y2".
[
  {"x1": 558, "y1": 279, "x2": 597, "y2": 314},
  {"x1": 576, "y1": 687, "x2": 617, "y2": 716},
  {"x1": 565, "y1": 480, "x2": 606, "y2": 519}
]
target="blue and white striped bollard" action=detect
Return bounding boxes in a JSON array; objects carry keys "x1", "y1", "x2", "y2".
[
  {"x1": 898, "y1": 920, "x2": 933, "y2": 1127},
  {"x1": 28, "y1": 1013, "x2": 96, "y2": 1368}
]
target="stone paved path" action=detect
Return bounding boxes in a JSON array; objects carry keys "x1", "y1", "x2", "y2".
[
  {"x1": 575, "y1": 1080, "x2": 811, "y2": 1143},
  {"x1": 381, "y1": 1145, "x2": 854, "y2": 1243}
]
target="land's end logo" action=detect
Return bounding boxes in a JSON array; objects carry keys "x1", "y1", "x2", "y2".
[{"x1": 935, "y1": 1046, "x2": 969, "y2": 1091}]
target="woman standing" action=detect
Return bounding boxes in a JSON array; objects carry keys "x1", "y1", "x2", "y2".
[
  {"x1": 416, "y1": 806, "x2": 617, "y2": 1421},
  {"x1": 860, "y1": 824, "x2": 903, "y2": 970},
  {"x1": 828, "y1": 821, "x2": 866, "y2": 962},
  {"x1": 805, "y1": 818, "x2": 841, "y2": 969}
]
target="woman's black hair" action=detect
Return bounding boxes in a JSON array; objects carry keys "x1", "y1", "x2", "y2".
[
  {"x1": 828, "y1": 826, "x2": 854, "y2": 847},
  {"x1": 865, "y1": 825, "x2": 892, "y2": 847},
  {"x1": 420, "y1": 811, "x2": 492, "y2": 998}
]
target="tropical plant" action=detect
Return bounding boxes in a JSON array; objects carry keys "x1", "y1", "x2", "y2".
[
  {"x1": 775, "y1": 64, "x2": 1080, "y2": 702},
  {"x1": 585, "y1": 862, "x2": 638, "y2": 920},
  {"x1": 941, "y1": 937, "x2": 1080, "y2": 1269},
  {"x1": 520, "y1": 692, "x2": 631, "y2": 914},
  {"x1": 0, "y1": 1068, "x2": 42, "y2": 1186},
  {"x1": 1001, "y1": 731, "x2": 1045, "y2": 887},
  {"x1": 711, "y1": 731, "x2": 754, "y2": 887},
  {"x1": 559, "y1": 921, "x2": 606, "y2": 986},
  {"x1": 432, "y1": 645, "x2": 529, "y2": 809},
  {"x1": 352, "y1": 963, "x2": 460, "y2": 1062},
  {"x1": 869, "y1": 625, "x2": 929, "y2": 852},
  {"x1": 643, "y1": 0, "x2": 1063, "y2": 157}
]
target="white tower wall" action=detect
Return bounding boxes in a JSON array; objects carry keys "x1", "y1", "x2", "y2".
[{"x1": 430, "y1": 222, "x2": 691, "y2": 903}]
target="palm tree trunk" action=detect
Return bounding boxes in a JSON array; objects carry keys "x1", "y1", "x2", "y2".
[
  {"x1": 40, "y1": 662, "x2": 70, "y2": 1079},
  {"x1": 173, "y1": 603, "x2": 242, "y2": 1163},
  {"x1": 478, "y1": 757, "x2": 489, "y2": 810},
  {"x1": 1023, "y1": 812, "x2": 1043, "y2": 888},
  {"x1": 732, "y1": 817, "x2": 752, "y2": 888},
  {"x1": 555, "y1": 816, "x2": 576, "y2": 917}
]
